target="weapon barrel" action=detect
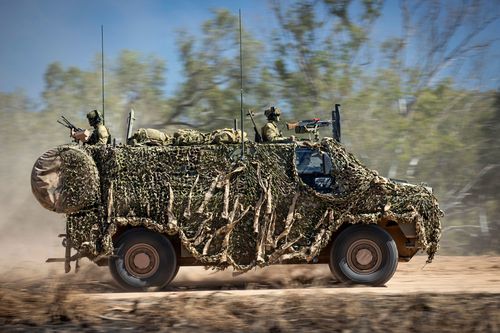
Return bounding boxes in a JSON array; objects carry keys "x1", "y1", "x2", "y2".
[
  {"x1": 60, "y1": 115, "x2": 84, "y2": 132},
  {"x1": 247, "y1": 110, "x2": 262, "y2": 143},
  {"x1": 57, "y1": 120, "x2": 70, "y2": 128},
  {"x1": 316, "y1": 121, "x2": 332, "y2": 127},
  {"x1": 61, "y1": 116, "x2": 76, "y2": 129}
]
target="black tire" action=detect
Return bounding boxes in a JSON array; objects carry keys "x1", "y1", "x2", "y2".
[
  {"x1": 329, "y1": 224, "x2": 398, "y2": 286},
  {"x1": 109, "y1": 228, "x2": 178, "y2": 291}
]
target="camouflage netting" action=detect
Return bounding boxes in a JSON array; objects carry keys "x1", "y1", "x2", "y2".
[
  {"x1": 31, "y1": 146, "x2": 100, "y2": 214},
  {"x1": 36, "y1": 137, "x2": 442, "y2": 271}
]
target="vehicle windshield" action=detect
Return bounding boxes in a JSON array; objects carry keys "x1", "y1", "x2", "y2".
[
  {"x1": 295, "y1": 148, "x2": 332, "y2": 175},
  {"x1": 295, "y1": 147, "x2": 333, "y2": 193}
]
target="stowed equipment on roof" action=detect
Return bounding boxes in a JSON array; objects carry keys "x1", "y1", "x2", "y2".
[{"x1": 128, "y1": 127, "x2": 248, "y2": 146}]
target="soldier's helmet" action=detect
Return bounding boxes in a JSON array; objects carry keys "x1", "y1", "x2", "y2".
[
  {"x1": 87, "y1": 110, "x2": 103, "y2": 126},
  {"x1": 264, "y1": 106, "x2": 281, "y2": 120}
]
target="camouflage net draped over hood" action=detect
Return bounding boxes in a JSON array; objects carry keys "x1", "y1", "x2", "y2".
[{"x1": 64, "y1": 138, "x2": 442, "y2": 271}]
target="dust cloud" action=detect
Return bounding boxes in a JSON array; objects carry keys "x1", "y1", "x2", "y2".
[{"x1": 0, "y1": 141, "x2": 66, "y2": 276}]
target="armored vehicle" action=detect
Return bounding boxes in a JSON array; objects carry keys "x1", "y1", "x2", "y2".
[{"x1": 31, "y1": 118, "x2": 442, "y2": 291}]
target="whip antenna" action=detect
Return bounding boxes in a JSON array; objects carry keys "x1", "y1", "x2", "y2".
[
  {"x1": 239, "y1": 9, "x2": 245, "y2": 158},
  {"x1": 101, "y1": 25, "x2": 105, "y2": 125}
]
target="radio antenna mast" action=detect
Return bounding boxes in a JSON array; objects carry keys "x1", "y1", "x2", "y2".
[
  {"x1": 101, "y1": 25, "x2": 105, "y2": 125},
  {"x1": 239, "y1": 9, "x2": 245, "y2": 158}
]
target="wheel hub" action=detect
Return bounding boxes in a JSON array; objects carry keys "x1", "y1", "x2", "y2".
[
  {"x1": 355, "y1": 248, "x2": 373, "y2": 266},
  {"x1": 133, "y1": 253, "x2": 151, "y2": 269},
  {"x1": 124, "y1": 243, "x2": 160, "y2": 278},
  {"x1": 346, "y1": 239, "x2": 382, "y2": 274}
]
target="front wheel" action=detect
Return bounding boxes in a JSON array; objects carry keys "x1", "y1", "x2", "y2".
[
  {"x1": 329, "y1": 224, "x2": 398, "y2": 286},
  {"x1": 109, "y1": 228, "x2": 178, "y2": 291}
]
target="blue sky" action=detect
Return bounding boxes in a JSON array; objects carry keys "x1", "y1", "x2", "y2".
[
  {"x1": 0, "y1": 0, "x2": 498, "y2": 104},
  {"x1": 0, "y1": 0, "x2": 275, "y2": 102}
]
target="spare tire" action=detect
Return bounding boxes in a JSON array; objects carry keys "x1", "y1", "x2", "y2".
[{"x1": 31, "y1": 145, "x2": 100, "y2": 214}]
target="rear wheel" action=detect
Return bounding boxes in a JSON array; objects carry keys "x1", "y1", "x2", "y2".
[
  {"x1": 109, "y1": 229, "x2": 178, "y2": 291},
  {"x1": 329, "y1": 224, "x2": 398, "y2": 286}
]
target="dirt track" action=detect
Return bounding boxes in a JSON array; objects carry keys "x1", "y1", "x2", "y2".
[
  {"x1": 115, "y1": 255, "x2": 500, "y2": 296},
  {"x1": 1, "y1": 256, "x2": 500, "y2": 332}
]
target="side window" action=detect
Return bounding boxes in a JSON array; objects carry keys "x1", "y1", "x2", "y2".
[{"x1": 295, "y1": 148, "x2": 333, "y2": 193}]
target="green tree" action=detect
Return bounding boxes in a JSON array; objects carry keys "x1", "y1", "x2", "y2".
[
  {"x1": 383, "y1": 0, "x2": 499, "y2": 111},
  {"x1": 114, "y1": 50, "x2": 167, "y2": 127},
  {"x1": 163, "y1": 9, "x2": 265, "y2": 130},
  {"x1": 269, "y1": 0, "x2": 383, "y2": 117}
]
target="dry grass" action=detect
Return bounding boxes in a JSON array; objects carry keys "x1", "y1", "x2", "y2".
[{"x1": 1, "y1": 263, "x2": 499, "y2": 332}]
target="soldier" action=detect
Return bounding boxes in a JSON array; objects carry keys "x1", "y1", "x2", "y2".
[
  {"x1": 261, "y1": 106, "x2": 295, "y2": 143},
  {"x1": 261, "y1": 106, "x2": 284, "y2": 142},
  {"x1": 72, "y1": 110, "x2": 111, "y2": 145}
]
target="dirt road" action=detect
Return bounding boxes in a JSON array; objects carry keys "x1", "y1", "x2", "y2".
[
  {"x1": 1, "y1": 256, "x2": 499, "y2": 332},
  {"x1": 115, "y1": 255, "x2": 500, "y2": 296}
]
